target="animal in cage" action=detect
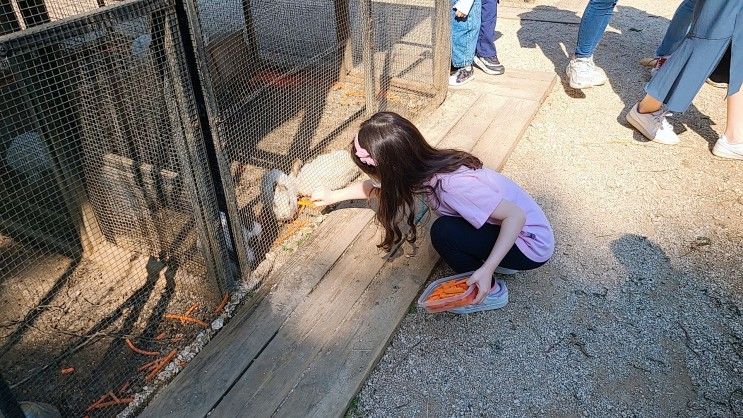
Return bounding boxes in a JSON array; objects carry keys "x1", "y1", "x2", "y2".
[
  {"x1": 294, "y1": 149, "x2": 361, "y2": 197},
  {"x1": 261, "y1": 168, "x2": 300, "y2": 222},
  {"x1": 4, "y1": 131, "x2": 54, "y2": 183},
  {"x1": 219, "y1": 211, "x2": 262, "y2": 264},
  {"x1": 261, "y1": 149, "x2": 360, "y2": 221}
]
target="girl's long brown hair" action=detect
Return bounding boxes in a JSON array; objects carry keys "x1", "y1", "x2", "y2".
[{"x1": 352, "y1": 112, "x2": 482, "y2": 251}]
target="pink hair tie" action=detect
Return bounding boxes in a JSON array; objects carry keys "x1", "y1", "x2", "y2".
[{"x1": 353, "y1": 134, "x2": 377, "y2": 166}]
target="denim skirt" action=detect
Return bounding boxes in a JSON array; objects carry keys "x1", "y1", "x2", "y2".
[{"x1": 646, "y1": 0, "x2": 742, "y2": 112}]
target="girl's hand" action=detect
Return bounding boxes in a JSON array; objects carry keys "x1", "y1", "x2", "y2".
[
  {"x1": 466, "y1": 266, "x2": 493, "y2": 304},
  {"x1": 310, "y1": 188, "x2": 335, "y2": 206},
  {"x1": 455, "y1": 9, "x2": 466, "y2": 18}
]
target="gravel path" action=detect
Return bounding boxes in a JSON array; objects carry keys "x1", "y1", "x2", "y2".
[{"x1": 352, "y1": 1, "x2": 743, "y2": 416}]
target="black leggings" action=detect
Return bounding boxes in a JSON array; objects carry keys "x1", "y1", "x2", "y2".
[{"x1": 430, "y1": 216, "x2": 546, "y2": 274}]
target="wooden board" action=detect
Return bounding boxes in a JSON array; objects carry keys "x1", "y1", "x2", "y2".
[
  {"x1": 140, "y1": 208, "x2": 374, "y2": 418},
  {"x1": 141, "y1": 68, "x2": 556, "y2": 418}
]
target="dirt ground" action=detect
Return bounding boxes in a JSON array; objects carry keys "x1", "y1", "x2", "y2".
[{"x1": 353, "y1": 1, "x2": 743, "y2": 416}]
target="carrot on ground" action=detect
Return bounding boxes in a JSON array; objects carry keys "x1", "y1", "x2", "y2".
[
  {"x1": 108, "y1": 391, "x2": 120, "y2": 403},
  {"x1": 138, "y1": 358, "x2": 161, "y2": 372},
  {"x1": 154, "y1": 332, "x2": 166, "y2": 340},
  {"x1": 213, "y1": 293, "x2": 229, "y2": 314},
  {"x1": 297, "y1": 197, "x2": 316, "y2": 208},
  {"x1": 183, "y1": 304, "x2": 198, "y2": 317},
  {"x1": 86, "y1": 398, "x2": 133, "y2": 411},
  {"x1": 85, "y1": 394, "x2": 110, "y2": 412},
  {"x1": 119, "y1": 381, "x2": 130, "y2": 393},
  {"x1": 125, "y1": 338, "x2": 160, "y2": 356},
  {"x1": 163, "y1": 314, "x2": 208, "y2": 328},
  {"x1": 146, "y1": 349, "x2": 177, "y2": 381},
  {"x1": 61, "y1": 367, "x2": 74, "y2": 375}
]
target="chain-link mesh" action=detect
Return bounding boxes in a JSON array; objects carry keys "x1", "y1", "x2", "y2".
[
  {"x1": 187, "y1": 0, "x2": 448, "y2": 283},
  {"x1": 0, "y1": 0, "x2": 231, "y2": 416},
  {"x1": 1, "y1": 0, "x2": 448, "y2": 415}
]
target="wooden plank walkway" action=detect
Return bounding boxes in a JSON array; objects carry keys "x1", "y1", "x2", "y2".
[{"x1": 140, "y1": 68, "x2": 556, "y2": 418}]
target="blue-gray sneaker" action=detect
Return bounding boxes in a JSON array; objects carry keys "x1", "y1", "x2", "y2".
[{"x1": 450, "y1": 280, "x2": 508, "y2": 314}]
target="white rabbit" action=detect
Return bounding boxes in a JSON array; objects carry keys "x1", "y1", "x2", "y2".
[
  {"x1": 4, "y1": 132, "x2": 54, "y2": 183},
  {"x1": 260, "y1": 150, "x2": 360, "y2": 221},
  {"x1": 261, "y1": 168, "x2": 299, "y2": 221},
  {"x1": 219, "y1": 211, "x2": 261, "y2": 264},
  {"x1": 295, "y1": 149, "x2": 360, "y2": 197}
]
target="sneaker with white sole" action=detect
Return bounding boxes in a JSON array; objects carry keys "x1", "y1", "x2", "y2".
[
  {"x1": 449, "y1": 65, "x2": 474, "y2": 86},
  {"x1": 566, "y1": 56, "x2": 607, "y2": 89},
  {"x1": 626, "y1": 103, "x2": 680, "y2": 145},
  {"x1": 474, "y1": 55, "x2": 505, "y2": 75},
  {"x1": 712, "y1": 135, "x2": 743, "y2": 160},
  {"x1": 450, "y1": 279, "x2": 508, "y2": 314}
]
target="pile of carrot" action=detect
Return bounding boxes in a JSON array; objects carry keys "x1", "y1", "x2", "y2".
[
  {"x1": 85, "y1": 386, "x2": 133, "y2": 413},
  {"x1": 139, "y1": 349, "x2": 178, "y2": 381},
  {"x1": 425, "y1": 278, "x2": 470, "y2": 302}
]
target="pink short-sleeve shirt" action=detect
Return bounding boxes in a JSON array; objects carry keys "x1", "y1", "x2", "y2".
[{"x1": 426, "y1": 167, "x2": 554, "y2": 263}]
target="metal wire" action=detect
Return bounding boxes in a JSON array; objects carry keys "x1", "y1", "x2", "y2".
[{"x1": 0, "y1": 0, "x2": 447, "y2": 415}]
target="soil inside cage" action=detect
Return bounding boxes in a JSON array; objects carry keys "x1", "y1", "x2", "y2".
[{"x1": 0, "y1": 235, "x2": 223, "y2": 417}]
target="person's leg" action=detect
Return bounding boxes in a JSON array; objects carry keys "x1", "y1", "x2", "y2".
[
  {"x1": 476, "y1": 0, "x2": 497, "y2": 58},
  {"x1": 450, "y1": 0, "x2": 481, "y2": 85},
  {"x1": 566, "y1": 0, "x2": 616, "y2": 89},
  {"x1": 430, "y1": 216, "x2": 544, "y2": 273},
  {"x1": 575, "y1": 0, "x2": 619, "y2": 58},
  {"x1": 725, "y1": 89, "x2": 743, "y2": 144},
  {"x1": 431, "y1": 216, "x2": 493, "y2": 273},
  {"x1": 474, "y1": 0, "x2": 504, "y2": 75},
  {"x1": 450, "y1": 2, "x2": 470, "y2": 69},
  {"x1": 713, "y1": 89, "x2": 743, "y2": 159},
  {"x1": 626, "y1": 93, "x2": 679, "y2": 145},
  {"x1": 655, "y1": 0, "x2": 696, "y2": 57}
]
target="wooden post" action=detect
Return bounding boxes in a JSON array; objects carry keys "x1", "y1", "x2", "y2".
[
  {"x1": 181, "y1": 0, "x2": 252, "y2": 284},
  {"x1": 361, "y1": 0, "x2": 376, "y2": 116},
  {"x1": 16, "y1": 0, "x2": 50, "y2": 27},
  {"x1": 432, "y1": 0, "x2": 451, "y2": 107},
  {"x1": 0, "y1": 0, "x2": 21, "y2": 35},
  {"x1": 240, "y1": 0, "x2": 259, "y2": 61},
  {"x1": 333, "y1": 0, "x2": 352, "y2": 81}
]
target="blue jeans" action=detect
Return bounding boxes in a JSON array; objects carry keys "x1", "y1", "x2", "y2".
[
  {"x1": 451, "y1": 0, "x2": 482, "y2": 68},
  {"x1": 655, "y1": 0, "x2": 696, "y2": 57},
  {"x1": 575, "y1": 0, "x2": 619, "y2": 58},
  {"x1": 476, "y1": 0, "x2": 498, "y2": 58}
]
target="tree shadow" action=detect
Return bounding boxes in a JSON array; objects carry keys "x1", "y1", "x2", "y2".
[{"x1": 516, "y1": 5, "x2": 721, "y2": 149}]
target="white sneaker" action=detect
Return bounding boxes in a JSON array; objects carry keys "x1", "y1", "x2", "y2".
[
  {"x1": 566, "y1": 56, "x2": 607, "y2": 89},
  {"x1": 495, "y1": 266, "x2": 518, "y2": 275},
  {"x1": 712, "y1": 135, "x2": 743, "y2": 160},
  {"x1": 626, "y1": 103, "x2": 680, "y2": 145}
]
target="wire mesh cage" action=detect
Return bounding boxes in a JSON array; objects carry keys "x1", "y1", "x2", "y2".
[
  {"x1": 0, "y1": 0, "x2": 449, "y2": 415},
  {"x1": 187, "y1": 0, "x2": 449, "y2": 285},
  {"x1": 0, "y1": 0, "x2": 231, "y2": 416}
]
